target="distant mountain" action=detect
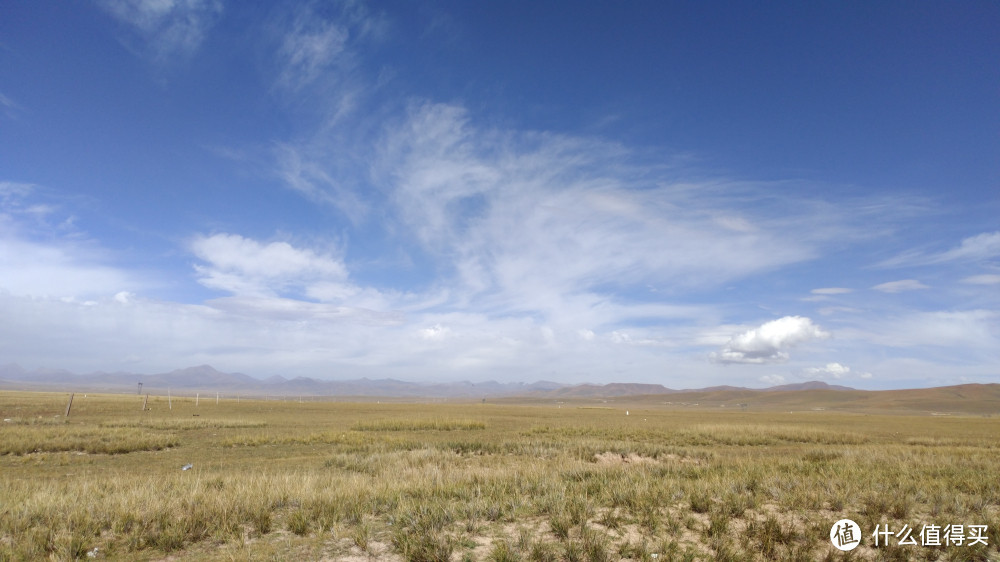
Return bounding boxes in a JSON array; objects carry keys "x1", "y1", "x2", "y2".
[
  {"x1": 0, "y1": 363, "x2": 859, "y2": 398},
  {"x1": 626, "y1": 383, "x2": 1000, "y2": 416},
  {"x1": 529, "y1": 380, "x2": 857, "y2": 399},
  {"x1": 0, "y1": 363, "x2": 26, "y2": 379},
  {"x1": 682, "y1": 385, "x2": 749, "y2": 393},
  {"x1": 146, "y1": 365, "x2": 260, "y2": 388},
  {"x1": 767, "y1": 381, "x2": 854, "y2": 392},
  {"x1": 0, "y1": 365, "x2": 570, "y2": 398},
  {"x1": 544, "y1": 382, "x2": 674, "y2": 398},
  {"x1": 2, "y1": 363, "x2": 995, "y2": 414}
]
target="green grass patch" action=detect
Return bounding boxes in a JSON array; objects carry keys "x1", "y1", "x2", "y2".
[{"x1": 0, "y1": 426, "x2": 178, "y2": 455}]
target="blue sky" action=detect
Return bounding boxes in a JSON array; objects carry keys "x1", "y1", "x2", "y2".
[{"x1": 1, "y1": 1, "x2": 998, "y2": 388}]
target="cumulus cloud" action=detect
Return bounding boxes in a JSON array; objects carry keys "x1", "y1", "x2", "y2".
[
  {"x1": 99, "y1": 0, "x2": 223, "y2": 61},
  {"x1": 712, "y1": 316, "x2": 830, "y2": 364},
  {"x1": 872, "y1": 279, "x2": 929, "y2": 293}
]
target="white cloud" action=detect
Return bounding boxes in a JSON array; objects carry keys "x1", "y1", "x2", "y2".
[
  {"x1": 861, "y1": 310, "x2": 999, "y2": 350},
  {"x1": 712, "y1": 316, "x2": 830, "y2": 364},
  {"x1": 803, "y1": 362, "x2": 852, "y2": 379},
  {"x1": 872, "y1": 279, "x2": 929, "y2": 293},
  {"x1": 205, "y1": 295, "x2": 400, "y2": 325},
  {"x1": 277, "y1": 8, "x2": 350, "y2": 90},
  {"x1": 0, "y1": 92, "x2": 21, "y2": 120},
  {"x1": 270, "y1": 87, "x2": 928, "y2": 351},
  {"x1": 418, "y1": 324, "x2": 451, "y2": 340},
  {"x1": 269, "y1": 2, "x2": 384, "y2": 126},
  {"x1": 817, "y1": 306, "x2": 860, "y2": 316},
  {"x1": 759, "y1": 375, "x2": 786, "y2": 386},
  {"x1": 274, "y1": 144, "x2": 368, "y2": 221},
  {"x1": 374, "y1": 102, "x2": 834, "y2": 323},
  {"x1": 0, "y1": 184, "x2": 137, "y2": 298},
  {"x1": 961, "y1": 274, "x2": 1000, "y2": 285},
  {"x1": 811, "y1": 287, "x2": 853, "y2": 295},
  {"x1": 880, "y1": 231, "x2": 1000, "y2": 267},
  {"x1": 933, "y1": 231, "x2": 1000, "y2": 262},
  {"x1": 191, "y1": 233, "x2": 348, "y2": 297},
  {"x1": 0, "y1": 239, "x2": 130, "y2": 298},
  {"x1": 99, "y1": 0, "x2": 223, "y2": 61}
]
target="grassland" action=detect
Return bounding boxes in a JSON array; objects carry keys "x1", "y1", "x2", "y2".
[{"x1": 1, "y1": 390, "x2": 998, "y2": 561}]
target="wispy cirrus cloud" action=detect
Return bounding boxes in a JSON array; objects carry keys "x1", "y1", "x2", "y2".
[
  {"x1": 0, "y1": 182, "x2": 138, "y2": 298},
  {"x1": 0, "y1": 92, "x2": 21, "y2": 120},
  {"x1": 962, "y1": 274, "x2": 1000, "y2": 285},
  {"x1": 274, "y1": 143, "x2": 369, "y2": 221},
  {"x1": 270, "y1": 1, "x2": 385, "y2": 112},
  {"x1": 803, "y1": 287, "x2": 854, "y2": 302},
  {"x1": 375, "y1": 103, "x2": 826, "y2": 309},
  {"x1": 98, "y1": 0, "x2": 223, "y2": 61},
  {"x1": 879, "y1": 231, "x2": 1000, "y2": 268},
  {"x1": 811, "y1": 287, "x2": 853, "y2": 295},
  {"x1": 829, "y1": 310, "x2": 1000, "y2": 382},
  {"x1": 275, "y1": 3, "x2": 362, "y2": 91},
  {"x1": 275, "y1": 97, "x2": 932, "y2": 345},
  {"x1": 872, "y1": 279, "x2": 929, "y2": 293}
]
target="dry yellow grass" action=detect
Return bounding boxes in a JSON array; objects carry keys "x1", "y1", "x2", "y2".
[{"x1": 1, "y1": 390, "x2": 998, "y2": 561}]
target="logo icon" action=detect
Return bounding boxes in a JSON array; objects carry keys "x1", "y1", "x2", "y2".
[{"x1": 830, "y1": 519, "x2": 862, "y2": 551}]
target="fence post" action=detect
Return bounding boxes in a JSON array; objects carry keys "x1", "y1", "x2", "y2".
[
  {"x1": 64, "y1": 393, "x2": 74, "y2": 417},
  {"x1": 142, "y1": 394, "x2": 148, "y2": 411}
]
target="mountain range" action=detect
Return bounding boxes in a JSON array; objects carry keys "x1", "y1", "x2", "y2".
[{"x1": 0, "y1": 363, "x2": 852, "y2": 398}]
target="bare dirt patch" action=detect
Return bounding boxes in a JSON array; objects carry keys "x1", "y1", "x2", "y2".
[
  {"x1": 594, "y1": 451, "x2": 704, "y2": 466},
  {"x1": 594, "y1": 451, "x2": 659, "y2": 465}
]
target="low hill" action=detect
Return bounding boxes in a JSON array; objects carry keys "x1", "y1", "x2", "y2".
[
  {"x1": 1, "y1": 363, "x2": 996, "y2": 414},
  {"x1": 616, "y1": 384, "x2": 1000, "y2": 415}
]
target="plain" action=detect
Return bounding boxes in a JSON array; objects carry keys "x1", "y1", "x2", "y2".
[{"x1": 1, "y1": 390, "x2": 998, "y2": 561}]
